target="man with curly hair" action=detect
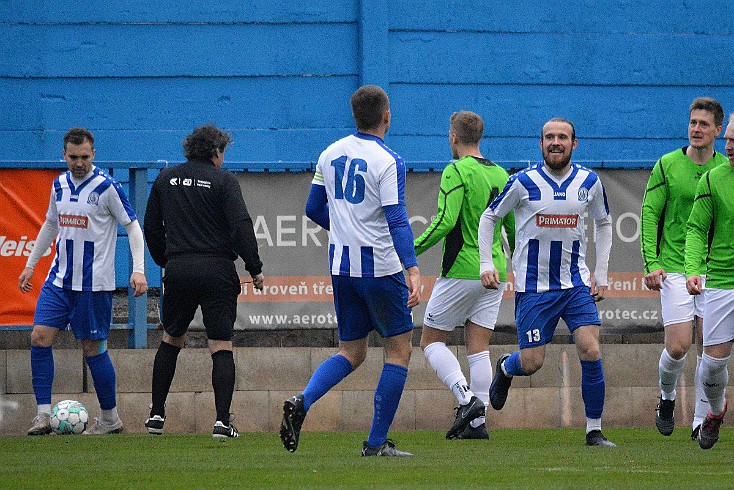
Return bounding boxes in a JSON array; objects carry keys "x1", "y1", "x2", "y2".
[{"x1": 144, "y1": 124, "x2": 264, "y2": 438}]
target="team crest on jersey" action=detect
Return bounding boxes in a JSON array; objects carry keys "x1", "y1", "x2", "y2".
[
  {"x1": 87, "y1": 192, "x2": 100, "y2": 205},
  {"x1": 577, "y1": 187, "x2": 589, "y2": 202}
]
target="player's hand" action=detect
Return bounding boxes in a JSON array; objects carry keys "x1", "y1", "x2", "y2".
[
  {"x1": 591, "y1": 285, "x2": 607, "y2": 302},
  {"x1": 686, "y1": 275, "x2": 703, "y2": 295},
  {"x1": 130, "y1": 272, "x2": 148, "y2": 297},
  {"x1": 644, "y1": 269, "x2": 666, "y2": 291},
  {"x1": 19, "y1": 267, "x2": 34, "y2": 293},
  {"x1": 589, "y1": 273, "x2": 606, "y2": 302},
  {"x1": 405, "y1": 266, "x2": 421, "y2": 308},
  {"x1": 252, "y1": 273, "x2": 265, "y2": 291},
  {"x1": 480, "y1": 269, "x2": 500, "y2": 289}
]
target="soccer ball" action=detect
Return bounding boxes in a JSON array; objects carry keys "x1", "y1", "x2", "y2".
[{"x1": 50, "y1": 400, "x2": 89, "y2": 435}]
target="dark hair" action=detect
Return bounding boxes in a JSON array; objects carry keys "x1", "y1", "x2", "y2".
[
  {"x1": 350, "y1": 85, "x2": 389, "y2": 131},
  {"x1": 182, "y1": 125, "x2": 232, "y2": 161},
  {"x1": 63, "y1": 127, "x2": 94, "y2": 150},
  {"x1": 690, "y1": 97, "x2": 725, "y2": 127},
  {"x1": 542, "y1": 117, "x2": 576, "y2": 141},
  {"x1": 450, "y1": 111, "x2": 484, "y2": 145}
]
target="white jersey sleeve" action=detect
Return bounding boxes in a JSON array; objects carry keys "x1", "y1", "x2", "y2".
[{"x1": 479, "y1": 175, "x2": 521, "y2": 274}]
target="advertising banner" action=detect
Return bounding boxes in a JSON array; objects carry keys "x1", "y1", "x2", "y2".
[
  {"x1": 1, "y1": 167, "x2": 659, "y2": 332},
  {"x1": 0, "y1": 169, "x2": 59, "y2": 325},
  {"x1": 216, "y1": 168, "x2": 659, "y2": 332}
]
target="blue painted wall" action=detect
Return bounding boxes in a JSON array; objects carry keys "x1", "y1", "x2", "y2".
[
  {"x1": 1, "y1": 0, "x2": 733, "y2": 170},
  {"x1": 2, "y1": 1, "x2": 733, "y2": 288}
]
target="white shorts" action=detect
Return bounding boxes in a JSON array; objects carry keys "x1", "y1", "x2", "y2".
[
  {"x1": 660, "y1": 273, "x2": 705, "y2": 327},
  {"x1": 702, "y1": 288, "x2": 734, "y2": 347},
  {"x1": 423, "y1": 277, "x2": 505, "y2": 331}
]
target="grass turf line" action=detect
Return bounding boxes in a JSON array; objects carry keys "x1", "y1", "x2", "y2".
[{"x1": 0, "y1": 428, "x2": 731, "y2": 489}]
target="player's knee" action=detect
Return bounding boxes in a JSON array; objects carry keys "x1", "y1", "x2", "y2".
[
  {"x1": 30, "y1": 328, "x2": 53, "y2": 348},
  {"x1": 81, "y1": 339, "x2": 106, "y2": 357},
  {"x1": 577, "y1": 344, "x2": 601, "y2": 361},
  {"x1": 666, "y1": 343, "x2": 690, "y2": 360}
]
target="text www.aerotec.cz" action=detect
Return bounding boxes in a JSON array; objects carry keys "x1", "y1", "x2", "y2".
[{"x1": 248, "y1": 314, "x2": 338, "y2": 326}]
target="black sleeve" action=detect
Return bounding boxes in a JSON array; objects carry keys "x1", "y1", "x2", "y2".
[
  {"x1": 223, "y1": 174, "x2": 263, "y2": 276},
  {"x1": 143, "y1": 179, "x2": 167, "y2": 267}
]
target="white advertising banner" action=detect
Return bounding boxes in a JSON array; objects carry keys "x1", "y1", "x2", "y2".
[{"x1": 210, "y1": 169, "x2": 658, "y2": 332}]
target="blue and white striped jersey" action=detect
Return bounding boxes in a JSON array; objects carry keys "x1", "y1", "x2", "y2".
[
  {"x1": 45, "y1": 167, "x2": 137, "y2": 291},
  {"x1": 482, "y1": 163, "x2": 609, "y2": 293},
  {"x1": 312, "y1": 132, "x2": 406, "y2": 277}
]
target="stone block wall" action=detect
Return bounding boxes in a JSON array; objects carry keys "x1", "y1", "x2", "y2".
[{"x1": 1, "y1": 344, "x2": 728, "y2": 436}]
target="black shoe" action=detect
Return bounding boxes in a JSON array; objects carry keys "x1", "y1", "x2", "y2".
[
  {"x1": 585, "y1": 430, "x2": 616, "y2": 447},
  {"x1": 361, "y1": 439, "x2": 413, "y2": 457},
  {"x1": 212, "y1": 413, "x2": 239, "y2": 439},
  {"x1": 446, "y1": 396, "x2": 485, "y2": 439},
  {"x1": 280, "y1": 395, "x2": 306, "y2": 452},
  {"x1": 212, "y1": 422, "x2": 239, "y2": 439},
  {"x1": 699, "y1": 402, "x2": 727, "y2": 450},
  {"x1": 655, "y1": 397, "x2": 675, "y2": 436},
  {"x1": 454, "y1": 422, "x2": 489, "y2": 440},
  {"x1": 489, "y1": 354, "x2": 513, "y2": 410},
  {"x1": 691, "y1": 424, "x2": 701, "y2": 442},
  {"x1": 144, "y1": 414, "x2": 165, "y2": 435}
]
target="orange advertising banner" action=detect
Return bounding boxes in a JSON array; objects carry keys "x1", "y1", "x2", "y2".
[
  {"x1": 237, "y1": 272, "x2": 659, "y2": 303},
  {"x1": 0, "y1": 169, "x2": 60, "y2": 325}
]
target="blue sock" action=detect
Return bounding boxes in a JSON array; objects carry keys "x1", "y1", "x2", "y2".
[
  {"x1": 31, "y1": 346, "x2": 54, "y2": 406},
  {"x1": 504, "y1": 351, "x2": 527, "y2": 377},
  {"x1": 581, "y1": 359, "x2": 605, "y2": 419},
  {"x1": 367, "y1": 363, "x2": 408, "y2": 447},
  {"x1": 86, "y1": 351, "x2": 117, "y2": 410},
  {"x1": 302, "y1": 354, "x2": 353, "y2": 411}
]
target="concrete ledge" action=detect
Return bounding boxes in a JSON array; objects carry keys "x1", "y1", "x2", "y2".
[{"x1": 0, "y1": 344, "x2": 730, "y2": 436}]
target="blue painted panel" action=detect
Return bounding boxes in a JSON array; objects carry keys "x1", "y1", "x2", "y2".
[
  {"x1": 389, "y1": 84, "x2": 734, "y2": 139},
  {"x1": 392, "y1": 134, "x2": 702, "y2": 169},
  {"x1": 389, "y1": 0, "x2": 733, "y2": 34},
  {"x1": 389, "y1": 31, "x2": 734, "y2": 86},
  {"x1": 0, "y1": 128, "x2": 351, "y2": 163},
  {"x1": 0, "y1": 0, "x2": 357, "y2": 23},
  {"x1": 0, "y1": 24, "x2": 357, "y2": 77},
  {"x1": 0, "y1": 76, "x2": 358, "y2": 130}
]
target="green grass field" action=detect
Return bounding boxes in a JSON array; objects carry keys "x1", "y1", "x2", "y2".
[{"x1": 0, "y1": 428, "x2": 731, "y2": 489}]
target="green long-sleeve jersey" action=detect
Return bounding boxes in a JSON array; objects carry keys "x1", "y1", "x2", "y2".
[
  {"x1": 640, "y1": 147, "x2": 728, "y2": 274},
  {"x1": 414, "y1": 156, "x2": 514, "y2": 280},
  {"x1": 685, "y1": 163, "x2": 734, "y2": 289}
]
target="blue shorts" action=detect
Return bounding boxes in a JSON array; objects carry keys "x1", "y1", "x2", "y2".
[
  {"x1": 331, "y1": 272, "x2": 414, "y2": 342},
  {"x1": 515, "y1": 286, "x2": 600, "y2": 349},
  {"x1": 34, "y1": 281, "x2": 112, "y2": 341}
]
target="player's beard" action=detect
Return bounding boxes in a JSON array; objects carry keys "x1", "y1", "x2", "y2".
[{"x1": 543, "y1": 147, "x2": 573, "y2": 172}]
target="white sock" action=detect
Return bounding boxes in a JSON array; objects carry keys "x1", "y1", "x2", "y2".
[
  {"x1": 693, "y1": 355, "x2": 709, "y2": 428},
  {"x1": 659, "y1": 348, "x2": 685, "y2": 400},
  {"x1": 424, "y1": 342, "x2": 473, "y2": 405},
  {"x1": 101, "y1": 407, "x2": 120, "y2": 423},
  {"x1": 700, "y1": 353, "x2": 729, "y2": 415},
  {"x1": 467, "y1": 351, "x2": 491, "y2": 427},
  {"x1": 38, "y1": 404, "x2": 51, "y2": 416},
  {"x1": 586, "y1": 417, "x2": 602, "y2": 434}
]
